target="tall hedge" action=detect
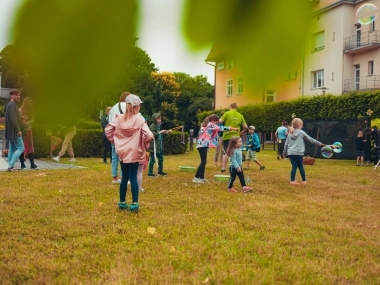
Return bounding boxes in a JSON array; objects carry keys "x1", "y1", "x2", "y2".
[
  {"x1": 32, "y1": 127, "x2": 189, "y2": 158},
  {"x1": 198, "y1": 91, "x2": 380, "y2": 132}
]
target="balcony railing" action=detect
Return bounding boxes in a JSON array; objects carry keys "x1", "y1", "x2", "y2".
[
  {"x1": 343, "y1": 75, "x2": 380, "y2": 92},
  {"x1": 344, "y1": 30, "x2": 380, "y2": 52}
]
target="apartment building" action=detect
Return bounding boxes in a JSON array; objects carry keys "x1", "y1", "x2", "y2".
[{"x1": 206, "y1": 0, "x2": 380, "y2": 109}]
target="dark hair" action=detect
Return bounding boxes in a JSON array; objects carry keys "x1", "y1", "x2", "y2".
[
  {"x1": 230, "y1": 103, "x2": 237, "y2": 109},
  {"x1": 365, "y1": 127, "x2": 372, "y2": 133},
  {"x1": 10, "y1": 89, "x2": 21, "y2": 96},
  {"x1": 282, "y1": 121, "x2": 288, "y2": 126},
  {"x1": 226, "y1": 136, "x2": 241, "y2": 157},
  {"x1": 202, "y1": 114, "x2": 219, "y2": 127}
]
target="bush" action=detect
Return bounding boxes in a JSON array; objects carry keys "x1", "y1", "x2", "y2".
[
  {"x1": 198, "y1": 91, "x2": 380, "y2": 132},
  {"x1": 33, "y1": 128, "x2": 188, "y2": 158},
  {"x1": 76, "y1": 119, "x2": 101, "y2": 130},
  {"x1": 163, "y1": 131, "x2": 189, "y2": 155}
]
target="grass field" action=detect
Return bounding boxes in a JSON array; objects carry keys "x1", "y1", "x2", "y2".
[{"x1": 1, "y1": 149, "x2": 380, "y2": 284}]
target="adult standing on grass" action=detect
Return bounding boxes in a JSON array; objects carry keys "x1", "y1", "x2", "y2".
[
  {"x1": 105, "y1": 94, "x2": 154, "y2": 212},
  {"x1": 19, "y1": 96, "x2": 38, "y2": 169},
  {"x1": 283, "y1": 118, "x2": 326, "y2": 185},
  {"x1": 101, "y1": 106, "x2": 112, "y2": 164},
  {"x1": 108, "y1": 91, "x2": 130, "y2": 183},
  {"x1": 5, "y1": 89, "x2": 24, "y2": 172},
  {"x1": 275, "y1": 120, "x2": 288, "y2": 159},
  {"x1": 219, "y1": 103, "x2": 248, "y2": 172},
  {"x1": 365, "y1": 126, "x2": 380, "y2": 165},
  {"x1": 52, "y1": 123, "x2": 77, "y2": 163}
]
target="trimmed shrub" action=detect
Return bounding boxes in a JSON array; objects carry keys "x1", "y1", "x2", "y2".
[
  {"x1": 32, "y1": 127, "x2": 188, "y2": 158},
  {"x1": 163, "y1": 131, "x2": 189, "y2": 155},
  {"x1": 76, "y1": 119, "x2": 101, "y2": 130},
  {"x1": 198, "y1": 91, "x2": 380, "y2": 132}
]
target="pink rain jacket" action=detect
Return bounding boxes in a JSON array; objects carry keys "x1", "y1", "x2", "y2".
[{"x1": 105, "y1": 113, "x2": 153, "y2": 163}]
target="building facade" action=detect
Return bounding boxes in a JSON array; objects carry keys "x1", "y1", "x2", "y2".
[{"x1": 206, "y1": 0, "x2": 380, "y2": 109}]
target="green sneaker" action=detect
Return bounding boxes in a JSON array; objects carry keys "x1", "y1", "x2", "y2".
[
  {"x1": 118, "y1": 202, "x2": 128, "y2": 210},
  {"x1": 129, "y1": 203, "x2": 139, "y2": 213}
]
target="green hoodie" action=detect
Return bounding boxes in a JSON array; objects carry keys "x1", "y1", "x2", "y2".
[{"x1": 149, "y1": 113, "x2": 163, "y2": 153}]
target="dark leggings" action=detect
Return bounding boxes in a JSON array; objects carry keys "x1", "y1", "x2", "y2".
[
  {"x1": 120, "y1": 162, "x2": 139, "y2": 203},
  {"x1": 288, "y1": 155, "x2": 306, "y2": 182},
  {"x1": 195, "y1": 147, "x2": 208, "y2": 179},
  {"x1": 103, "y1": 135, "x2": 111, "y2": 162},
  {"x1": 228, "y1": 167, "x2": 246, "y2": 188}
]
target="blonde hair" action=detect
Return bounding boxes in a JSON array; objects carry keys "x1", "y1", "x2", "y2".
[
  {"x1": 19, "y1": 96, "x2": 33, "y2": 117},
  {"x1": 288, "y1": 118, "x2": 303, "y2": 134},
  {"x1": 122, "y1": 103, "x2": 140, "y2": 121},
  {"x1": 105, "y1": 107, "x2": 111, "y2": 114},
  {"x1": 119, "y1": 91, "x2": 130, "y2": 103}
]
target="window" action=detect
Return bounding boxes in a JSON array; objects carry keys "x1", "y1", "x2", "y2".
[
  {"x1": 265, "y1": 89, "x2": 276, "y2": 103},
  {"x1": 312, "y1": 70, "x2": 324, "y2": 88},
  {"x1": 369, "y1": 61, "x2": 374, "y2": 75},
  {"x1": 217, "y1": 61, "x2": 224, "y2": 71},
  {"x1": 227, "y1": 58, "x2": 233, "y2": 69},
  {"x1": 312, "y1": 31, "x2": 325, "y2": 51},
  {"x1": 237, "y1": 77, "x2": 243, "y2": 94},
  {"x1": 226, "y1": 80, "x2": 233, "y2": 96},
  {"x1": 287, "y1": 71, "x2": 298, "y2": 80},
  {"x1": 370, "y1": 21, "x2": 375, "y2": 32}
]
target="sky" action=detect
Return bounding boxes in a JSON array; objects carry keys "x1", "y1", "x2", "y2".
[{"x1": 0, "y1": 0, "x2": 215, "y2": 83}]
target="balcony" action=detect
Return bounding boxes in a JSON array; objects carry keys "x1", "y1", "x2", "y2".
[
  {"x1": 344, "y1": 30, "x2": 380, "y2": 53},
  {"x1": 343, "y1": 75, "x2": 380, "y2": 92}
]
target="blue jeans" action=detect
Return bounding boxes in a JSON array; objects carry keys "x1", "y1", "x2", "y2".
[
  {"x1": 288, "y1": 155, "x2": 306, "y2": 182},
  {"x1": 120, "y1": 162, "x2": 139, "y2": 203},
  {"x1": 111, "y1": 144, "x2": 122, "y2": 178},
  {"x1": 8, "y1": 136, "x2": 25, "y2": 168}
]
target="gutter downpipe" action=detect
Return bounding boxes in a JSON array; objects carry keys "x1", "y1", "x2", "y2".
[{"x1": 205, "y1": 61, "x2": 216, "y2": 110}]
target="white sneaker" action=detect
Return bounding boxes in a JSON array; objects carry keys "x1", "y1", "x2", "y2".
[
  {"x1": 52, "y1": 156, "x2": 60, "y2": 162},
  {"x1": 192, "y1": 178, "x2": 204, "y2": 184},
  {"x1": 69, "y1": 158, "x2": 76, "y2": 162},
  {"x1": 199, "y1": 179, "x2": 208, "y2": 183},
  {"x1": 112, "y1": 179, "x2": 121, "y2": 184},
  {"x1": 139, "y1": 188, "x2": 144, "y2": 192}
]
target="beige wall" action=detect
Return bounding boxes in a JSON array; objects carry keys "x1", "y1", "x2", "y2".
[{"x1": 212, "y1": 0, "x2": 380, "y2": 108}]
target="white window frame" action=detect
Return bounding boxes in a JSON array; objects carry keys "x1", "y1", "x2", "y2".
[
  {"x1": 312, "y1": 31, "x2": 325, "y2": 52},
  {"x1": 226, "y1": 79, "x2": 233, "y2": 96},
  {"x1": 312, "y1": 69, "x2": 324, "y2": 88},
  {"x1": 217, "y1": 61, "x2": 224, "y2": 71},
  {"x1": 227, "y1": 58, "x2": 233, "y2": 69},
  {"x1": 265, "y1": 89, "x2": 276, "y2": 103},
  {"x1": 237, "y1": 77, "x2": 243, "y2": 94}
]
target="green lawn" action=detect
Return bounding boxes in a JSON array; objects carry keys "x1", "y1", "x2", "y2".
[{"x1": 1, "y1": 150, "x2": 379, "y2": 284}]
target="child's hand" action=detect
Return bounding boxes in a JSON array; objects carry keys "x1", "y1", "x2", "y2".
[{"x1": 237, "y1": 167, "x2": 241, "y2": 172}]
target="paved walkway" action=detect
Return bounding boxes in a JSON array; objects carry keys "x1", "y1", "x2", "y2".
[{"x1": 0, "y1": 156, "x2": 84, "y2": 172}]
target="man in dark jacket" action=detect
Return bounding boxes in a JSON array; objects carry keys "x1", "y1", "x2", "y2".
[
  {"x1": 101, "y1": 106, "x2": 112, "y2": 163},
  {"x1": 5, "y1": 89, "x2": 25, "y2": 171},
  {"x1": 148, "y1": 113, "x2": 172, "y2": 176}
]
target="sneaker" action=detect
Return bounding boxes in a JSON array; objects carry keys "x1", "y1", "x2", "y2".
[
  {"x1": 290, "y1": 181, "x2": 300, "y2": 185},
  {"x1": 158, "y1": 172, "x2": 168, "y2": 176},
  {"x1": 148, "y1": 173, "x2": 158, "y2": 177},
  {"x1": 360, "y1": 164, "x2": 364, "y2": 166},
  {"x1": 129, "y1": 203, "x2": 139, "y2": 213},
  {"x1": 242, "y1": 186, "x2": 253, "y2": 193},
  {"x1": 221, "y1": 168, "x2": 226, "y2": 173},
  {"x1": 356, "y1": 164, "x2": 360, "y2": 166},
  {"x1": 260, "y1": 165, "x2": 265, "y2": 170},
  {"x1": 52, "y1": 156, "x2": 60, "y2": 162},
  {"x1": 118, "y1": 202, "x2": 128, "y2": 210},
  {"x1": 21, "y1": 165, "x2": 26, "y2": 170},
  {"x1": 112, "y1": 179, "x2": 121, "y2": 184},
  {"x1": 277, "y1": 155, "x2": 280, "y2": 160},
  {"x1": 301, "y1": 181, "x2": 307, "y2": 185},
  {"x1": 69, "y1": 158, "x2": 76, "y2": 162},
  {"x1": 192, "y1": 177, "x2": 204, "y2": 184},
  {"x1": 7, "y1": 166, "x2": 19, "y2": 172},
  {"x1": 139, "y1": 188, "x2": 145, "y2": 192},
  {"x1": 228, "y1": 188, "x2": 238, "y2": 192},
  {"x1": 30, "y1": 164, "x2": 39, "y2": 169},
  {"x1": 199, "y1": 179, "x2": 208, "y2": 183}
]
